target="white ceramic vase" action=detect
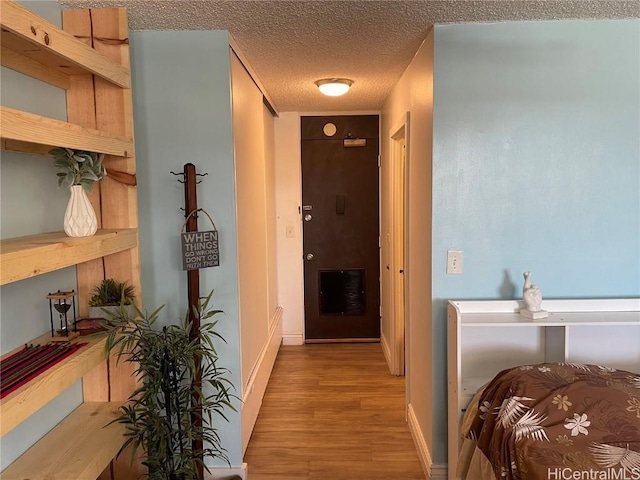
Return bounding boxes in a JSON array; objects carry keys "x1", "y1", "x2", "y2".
[{"x1": 64, "y1": 185, "x2": 98, "y2": 237}]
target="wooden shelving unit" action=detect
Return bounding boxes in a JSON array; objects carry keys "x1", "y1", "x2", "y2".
[
  {"x1": 1, "y1": 402, "x2": 125, "y2": 480},
  {"x1": 0, "y1": 1, "x2": 141, "y2": 478}
]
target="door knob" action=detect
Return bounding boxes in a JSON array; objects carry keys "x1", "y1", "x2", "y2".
[
  {"x1": 306, "y1": 253, "x2": 314, "y2": 261},
  {"x1": 304, "y1": 214, "x2": 312, "y2": 222}
]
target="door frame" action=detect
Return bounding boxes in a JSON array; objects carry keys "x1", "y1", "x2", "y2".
[{"x1": 388, "y1": 113, "x2": 410, "y2": 376}]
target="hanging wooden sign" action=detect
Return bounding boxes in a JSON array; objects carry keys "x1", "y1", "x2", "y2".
[{"x1": 181, "y1": 209, "x2": 220, "y2": 270}]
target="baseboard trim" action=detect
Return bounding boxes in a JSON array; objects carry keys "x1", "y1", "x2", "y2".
[
  {"x1": 381, "y1": 331, "x2": 393, "y2": 373},
  {"x1": 407, "y1": 403, "x2": 433, "y2": 479},
  {"x1": 282, "y1": 333, "x2": 304, "y2": 345},
  {"x1": 430, "y1": 464, "x2": 448, "y2": 480},
  {"x1": 241, "y1": 307, "x2": 282, "y2": 452},
  {"x1": 204, "y1": 463, "x2": 247, "y2": 479}
]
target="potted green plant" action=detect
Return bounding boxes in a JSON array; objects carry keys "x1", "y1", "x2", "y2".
[
  {"x1": 88, "y1": 278, "x2": 135, "y2": 319},
  {"x1": 104, "y1": 290, "x2": 236, "y2": 480},
  {"x1": 50, "y1": 147, "x2": 105, "y2": 237}
]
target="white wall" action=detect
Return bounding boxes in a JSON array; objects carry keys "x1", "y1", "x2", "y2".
[
  {"x1": 380, "y1": 30, "x2": 435, "y2": 472},
  {"x1": 274, "y1": 113, "x2": 305, "y2": 345},
  {"x1": 431, "y1": 19, "x2": 640, "y2": 466},
  {"x1": 132, "y1": 33, "x2": 281, "y2": 468},
  {"x1": 131, "y1": 30, "x2": 244, "y2": 468}
]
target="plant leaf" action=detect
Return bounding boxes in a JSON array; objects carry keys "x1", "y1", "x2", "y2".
[
  {"x1": 590, "y1": 443, "x2": 640, "y2": 470},
  {"x1": 495, "y1": 396, "x2": 534, "y2": 429},
  {"x1": 512, "y1": 409, "x2": 549, "y2": 442}
]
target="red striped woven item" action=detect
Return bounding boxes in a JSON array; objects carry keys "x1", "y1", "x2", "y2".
[{"x1": 0, "y1": 343, "x2": 87, "y2": 399}]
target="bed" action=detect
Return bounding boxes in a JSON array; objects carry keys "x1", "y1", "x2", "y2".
[
  {"x1": 457, "y1": 362, "x2": 640, "y2": 480},
  {"x1": 447, "y1": 298, "x2": 640, "y2": 480}
]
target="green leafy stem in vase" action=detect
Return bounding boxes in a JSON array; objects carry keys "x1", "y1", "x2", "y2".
[
  {"x1": 89, "y1": 279, "x2": 135, "y2": 307},
  {"x1": 50, "y1": 147, "x2": 105, "y2": 193}
]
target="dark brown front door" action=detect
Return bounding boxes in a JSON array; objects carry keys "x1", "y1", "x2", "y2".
[{"x1": 301, "y1": 115, "x2": 380, "y2": 341}]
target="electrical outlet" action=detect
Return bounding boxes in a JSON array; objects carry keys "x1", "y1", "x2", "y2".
[{"x1": 447, "y1": 250, "x2": 463, "y2": 274}]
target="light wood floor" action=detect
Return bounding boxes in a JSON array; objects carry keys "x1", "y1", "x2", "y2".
[{"x1": 243, "y1": 343, "x2": 426, "y2": 480}]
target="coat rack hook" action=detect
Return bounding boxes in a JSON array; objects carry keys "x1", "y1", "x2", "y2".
[
  {"x1": 170, "y1": 171, "x2": 186, "y2": 183},
  {"x1": 196, "y1": 172, "x2": 209, "y2": 178}
]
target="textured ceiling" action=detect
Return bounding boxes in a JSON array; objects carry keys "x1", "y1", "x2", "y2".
[{"x1": 60, "y1": 1, "x2": 640, "y2": 112}]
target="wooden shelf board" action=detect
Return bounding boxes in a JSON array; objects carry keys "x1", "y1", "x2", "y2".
[
  {"x1": 1, "y1": 106, "x2": 134, "y2": 157},
  {"x1": 2, "y1": 402, "x2": 125, "y2": 480},
  {"x1": 1, "y1": 228, "x2": 138, "y2": 285},
  {"x1": 0, "y1": 0, "x2": 130, "y2": 88},
  {"x1": 450, "y1": 298, "x2": 640, "y2": 314},
  {"x1": 460, "y1": 311, "x2": 640, "y2": 327},
  {"x1": 0, "y1": 335, "x2": 108, "y2": 437},
  {"x1": 1, "y1": 44, "x2": 71, "y2": 90},
  {"x1": 0, "y1": 138, "x2": 50, "y2": 157}
]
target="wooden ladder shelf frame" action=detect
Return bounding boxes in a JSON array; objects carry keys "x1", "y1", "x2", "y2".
[{"x1": 0, "y1": 2, "x2": 142, "y2": 479}]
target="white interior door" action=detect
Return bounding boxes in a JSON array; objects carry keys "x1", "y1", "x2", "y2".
[{"x1": 391, "y1": 126, "x2": 406, "y2": 375}]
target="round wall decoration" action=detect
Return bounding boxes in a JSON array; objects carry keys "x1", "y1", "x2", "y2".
[{"x1": 323, "y1": 122, "x2": 337, "y2": 137}]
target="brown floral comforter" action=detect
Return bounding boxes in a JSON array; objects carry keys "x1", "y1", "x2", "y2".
[{"x1": 458, "y1": 363, "x2": 640, "y2": 480}]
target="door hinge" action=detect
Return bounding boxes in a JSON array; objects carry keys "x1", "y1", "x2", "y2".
[
  {"x1": 379, "y1": 305, "x2": 382, "y2": 318},
  {"x1": 377, "y1": 155, "x2": 381, "y2": 167}
]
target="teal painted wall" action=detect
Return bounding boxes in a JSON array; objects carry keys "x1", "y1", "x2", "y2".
[
  {"x1": 0, "y1": 1, "x2": 83, "y2": 470},
  {"x1": 130, "y1": 30, "x2": 243, "y2": 467},
  {"x1": 432, "y1": 19, "x2": 640, "y2": 463}
]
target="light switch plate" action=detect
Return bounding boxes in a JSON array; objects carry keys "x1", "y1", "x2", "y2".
[{"x1": 447, "y1": 250, "x2": 463, "y2": 274}]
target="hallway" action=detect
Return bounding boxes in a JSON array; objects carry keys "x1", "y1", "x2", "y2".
[{"x1": 243, "y1": 343, "x2": 426, "y2": 480}]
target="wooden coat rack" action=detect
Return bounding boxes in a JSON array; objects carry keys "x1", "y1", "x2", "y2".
[{"x1": 173, "y1": 162, "x2": 209, "y2": 479}]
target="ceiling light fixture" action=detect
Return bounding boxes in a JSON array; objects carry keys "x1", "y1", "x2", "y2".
[{"x1": 315, "y1": 78, "x2": 353, "y2": 97}]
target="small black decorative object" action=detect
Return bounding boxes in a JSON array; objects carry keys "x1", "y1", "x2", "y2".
[{"x1": 47, "y1": 290, "x2": 79, "y2": 342}]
